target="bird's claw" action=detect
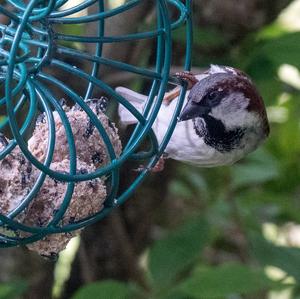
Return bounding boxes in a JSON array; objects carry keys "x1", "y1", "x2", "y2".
[
  {"x1": 163, "y1": 87, "x2": 180, "y2": 105},
  {"x1": 175, "y1": 71, "x2": 198, "y2": 89},
  {"x1": 132, "y1": 165, "x2": 149, "y2": 172},
  {"x1": 0, "y1": 133, "x2": 8, "y2": 146},
  {"x1": 132, "y1": 156, "x2": 165, "y2": 173},
  {"x1": 163, "y1": 71, "x2": 198, "y2": 105}
]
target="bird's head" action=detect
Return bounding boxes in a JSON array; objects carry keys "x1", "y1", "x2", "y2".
[{"x1": 179, "y1": 65, "x2": 269, "y2": 153}]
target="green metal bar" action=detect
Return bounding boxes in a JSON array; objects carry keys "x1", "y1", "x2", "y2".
[
  {"x1": 84, "y1": 0, "x2": 104, "y2": 100},
  {"x1": 7, "y1": 0, "x2": 67, "y2": 14},
  {"x1": 5, "y1": 87, "x2": 56, "y2": 221},
  {"x1": 55, "y1": 30, "x2": 164, "y2": 43},
  {"x1": 50, "y1": 0, "x2": 97, "y2": 18},
  {"x1": 49, "y1": 0, "x2": 141, "y2": 24},
  {"x1": 0, "y1": 0, "x2": 193, "y2": 245}
]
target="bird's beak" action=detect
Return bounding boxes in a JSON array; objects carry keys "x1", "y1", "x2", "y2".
[{"x1": 178, "y1": 101, "x2": 210, "y2": 122}]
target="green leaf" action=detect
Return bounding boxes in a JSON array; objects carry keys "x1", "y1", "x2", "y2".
[
  {"x1": 161, "y1": 291, "x2": 193, "y2": 299},
  {"x1": 0, "y1": 115, "x2": 6, "y2": 126},
  {"x1": 0, "y1": 281, "x2": 27, "y2": 299},
  {"x1": 244, "y1": 32, "x2": 300, "y2": 88},
  {"x1": 179, "y1": 263, "x2": 282, "y2": 298},
  {"x1": 192, "y1": 28, "x2": 228, "y2": 48},
  {"x1": 173, "y1": 27, "x2": 228, "y2": 48},
  {"x1": 231, "y1": 149, "x2": 279, "y2": 188},
  {"x1": 180, "y1": 167, "x2": 208, "y2": 196},
  {"x1": 260, "y1": 32, "x2": 300, "y2": 68},
  {"x1": 71, "y1": 281, "x2": 138, "y2": 299},
  {"x1": 257, "y1": 22, "x2": 290, "y2": 40},
  {"x1": 148, "y1": 217, "x2": 211, "y2": 288},
  {"x1": 168, "y1": 168, "x2": 208, "y2": 199},
  {"x1": 168, "y1": 180, "x2": 194, "y2": 199},
  {"x1": 251, "y1": 234, "x2": 300, "y2": 282}
]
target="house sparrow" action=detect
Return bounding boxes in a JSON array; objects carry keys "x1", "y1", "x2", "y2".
[{"x1": 117, "y1": 65, "x2": 269, "y2": 169}]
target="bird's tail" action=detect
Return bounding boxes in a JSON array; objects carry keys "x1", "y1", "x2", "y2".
[{"x1": 116, "y1": 87, "x2": 147, "y2": 125}]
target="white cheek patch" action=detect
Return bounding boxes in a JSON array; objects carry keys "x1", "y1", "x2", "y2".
[{"x1": 210, "y1": 92, "x2": 252, "y2": 129}]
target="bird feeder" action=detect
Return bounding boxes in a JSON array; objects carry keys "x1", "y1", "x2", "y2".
[{"x1": 0, "y1": 0, "x2": 192, "y2": 252}]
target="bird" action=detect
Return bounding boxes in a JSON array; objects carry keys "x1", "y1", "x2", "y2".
[{"x1": 117, "y1": 65, "x2": 269, "y2": 170}]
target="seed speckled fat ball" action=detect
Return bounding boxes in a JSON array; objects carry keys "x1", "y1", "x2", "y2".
[
  {"x1": 0, "y1": 139, "x2": 34, "y2": 216},
  {"x1": 0, "y1": 99, "x2": 117, "y2": 256},
  {"x1": 28, "y1": 99, "x2": 122, "y2": 168},
  {"x1": 24, "y1": 159, "x2": 107, "y2": 257}
]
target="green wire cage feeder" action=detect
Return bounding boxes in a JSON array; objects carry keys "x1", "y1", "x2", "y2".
[{"x1": 0, "y1": 0, "x2": 192, "y2": 254}]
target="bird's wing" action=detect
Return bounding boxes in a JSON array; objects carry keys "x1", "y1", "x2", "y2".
[{"x1": 116, "y1": 87, "x2": 148, "y2": 125}]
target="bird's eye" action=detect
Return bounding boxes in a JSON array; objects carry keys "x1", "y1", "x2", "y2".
[
  {"x1": 206, "y1": 90, "x2": 222, "y2": 107},
  {"x1": 207, "y1": 91, "x2": 218, "y2": 100}
]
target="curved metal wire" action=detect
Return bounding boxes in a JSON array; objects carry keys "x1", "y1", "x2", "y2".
[{"x1": 0, "y1": 0, "x2": 192, "y2": 247}]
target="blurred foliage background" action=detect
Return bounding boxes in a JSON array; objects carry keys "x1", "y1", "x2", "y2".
[{"x1": 2, "y1": 0, "x2": 300, "y2": 298}]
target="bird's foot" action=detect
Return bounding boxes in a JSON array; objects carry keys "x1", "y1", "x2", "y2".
[
  {"x1": 175, "y1": 71, "x2": 198, "y2": 89},
  {"x1": 163, "y1": 71, "x2": 198, "y2": 106},
  {"x1": 150, "y1": 157, "x2": 165, "y2": 173},
  {"x1": 0, "y1": 133, "x2": 8, "y2": 146},
  {"x1": 133, "y1": 156, "x2": 166, "y2": 173},
  {"x1": 163, "y1": 87, "x2": 181, "y2": 105}
]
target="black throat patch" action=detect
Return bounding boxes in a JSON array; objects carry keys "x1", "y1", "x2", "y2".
[{"x1": 193, "y1": 115, "x2": 245, "y2": 153}]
